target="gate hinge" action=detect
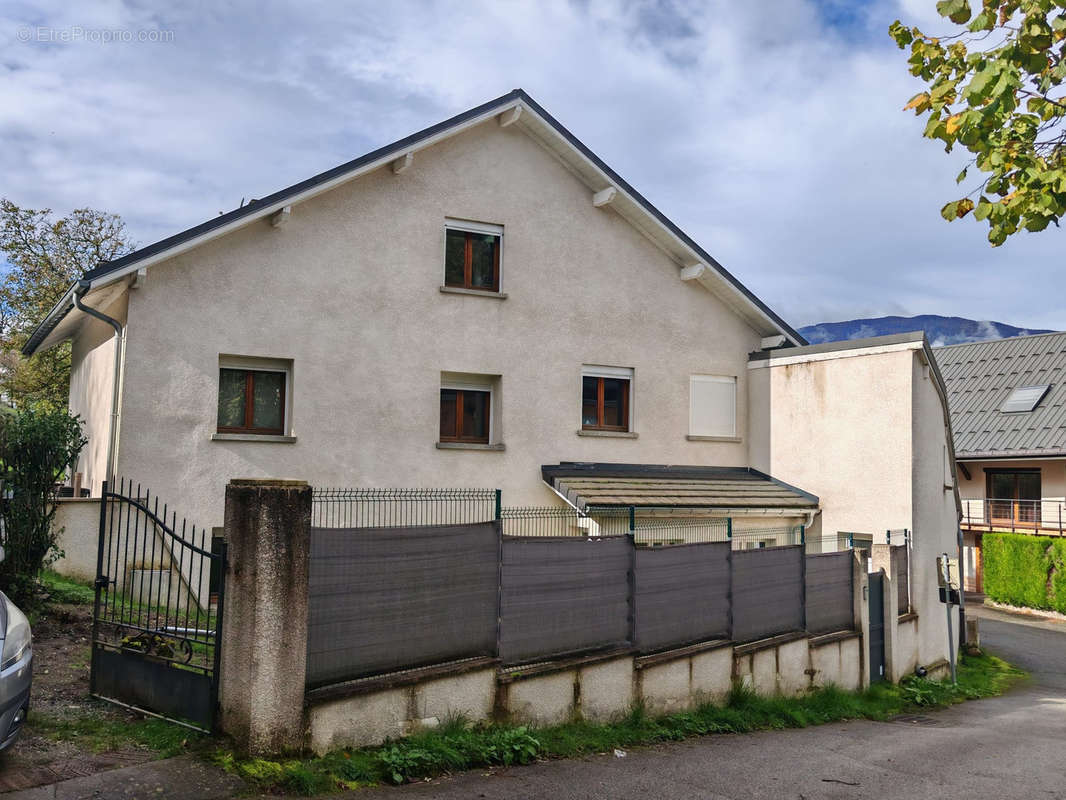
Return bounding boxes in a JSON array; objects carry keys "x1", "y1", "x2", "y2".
[{"x1": 94, "y1": 575, "x2": 110, "y2": 590}]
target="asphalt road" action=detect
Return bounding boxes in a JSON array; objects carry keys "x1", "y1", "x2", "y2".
[{"x1": 352, "y1": 605, "x2": 1066, "y2": 800}]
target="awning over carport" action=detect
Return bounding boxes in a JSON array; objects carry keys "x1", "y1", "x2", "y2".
[{"x1": 541, "y1": 463, "x2": 819, "y2": 512}]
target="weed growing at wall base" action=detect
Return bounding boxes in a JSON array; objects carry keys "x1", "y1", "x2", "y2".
[{"x1": 215, "y1": 652, "x2": 1022, "y2": 794}]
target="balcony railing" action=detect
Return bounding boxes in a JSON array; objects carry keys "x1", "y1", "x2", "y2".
[{"x1": 961, "y1": 497, "x2": 1066, "y2": 535}]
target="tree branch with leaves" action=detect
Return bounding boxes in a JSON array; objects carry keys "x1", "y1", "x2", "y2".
[
  {"x1": 0, "y1": 200, "x2": 132, "y2": 408},
  {"x1": 890, "y1": 0, "x2": 1066, "y2": 245}
]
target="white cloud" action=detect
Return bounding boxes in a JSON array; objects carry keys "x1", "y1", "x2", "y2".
[{"x1": 0, "y1": 0, "x2": 1061, "y2": 331}]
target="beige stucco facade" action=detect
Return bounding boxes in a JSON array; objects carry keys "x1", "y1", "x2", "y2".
[
  {"x1": 70, "y1": 117, "x2": 776, "y2": 532},
  {"x1": 749, "y1": 348, "x2": 914, "y2": 545},
  {"x1": 748, "y1": 335, "x2": 961, "y2": 669},
  {"x1": 62, "y1": 110, "x2": 962, "y2": 573},
  {"x1": 68, "y1": 293, "x2": 126, "y2": 495}
]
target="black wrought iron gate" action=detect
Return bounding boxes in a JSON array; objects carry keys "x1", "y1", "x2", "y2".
[{"x1": 90, "y1": 479, "x2": 226, "y2": 732}]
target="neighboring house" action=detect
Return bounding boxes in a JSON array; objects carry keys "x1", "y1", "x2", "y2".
[
  {"x1": 935, "y1": 331, "x2": 1066, "y2": 591},
  {"x1": 27, "y1": 87, "x2": 958, "y2": 635}
]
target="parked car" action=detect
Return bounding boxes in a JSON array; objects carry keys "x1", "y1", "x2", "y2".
[{"x1": 0, "y1": 556, "x2": 32, "y2": 751}]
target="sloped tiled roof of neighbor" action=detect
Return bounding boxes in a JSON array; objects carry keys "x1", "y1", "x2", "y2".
[{"x1": 934, "y1": 331, "x2": 1066, "y2": 458}]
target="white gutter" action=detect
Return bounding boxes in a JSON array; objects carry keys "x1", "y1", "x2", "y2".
[{"x1": 73, "y1": 282, "x2": 122, "y2": 488}]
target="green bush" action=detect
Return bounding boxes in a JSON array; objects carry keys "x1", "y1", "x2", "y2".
[
  {"x1": 0, "y1": 407, "x2": 87, "y2": 605},
  {"x1": 982, "y1": 533, "x2": 1053, "y2": 610},
  {"x1": 1048, "y1": 539, "x2": 1066, "y2": 614}
]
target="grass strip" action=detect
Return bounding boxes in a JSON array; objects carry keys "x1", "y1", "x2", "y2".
[
  {"x1": 214, "y1": 651, "x2": 1022, "y2": 795},
  {"x1": 29, "y1": 709, "x2": 202, "y2": 758},
  {"x1": 38, "y1": 570, "x2": 96, "y2": 607}
]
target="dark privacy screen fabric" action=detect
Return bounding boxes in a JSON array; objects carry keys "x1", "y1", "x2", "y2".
[
  {"x1": 633, "y1": 542, "x2": 730, "y2": 652},
  {"x1": 804, "y1": 551, "x2": 854, "y2": 635},
  {"x1": 307, "y1": 522, "x2": 859, "y2": 686},
  {"x1": 731, "y1": 546, "x2": 804, "y2": 642},
  {"x1": 498, "y1": 536, "x2": 630, "y2": 665},
  {"x1": 306, "y1": 522, "x2": 498, "y2": 686}
]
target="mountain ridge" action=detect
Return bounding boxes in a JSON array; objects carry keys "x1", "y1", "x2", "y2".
[{"x1": 798, "y1": 315, "x2": 1056, "y2": 347}]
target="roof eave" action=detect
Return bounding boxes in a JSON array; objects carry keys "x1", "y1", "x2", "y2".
[
  {"x1": 956, "y1": 450, "x2": 1066, "y2": 461},
  {"x1": 21, "y1": 283, "x2": 78, "y2": 356}
]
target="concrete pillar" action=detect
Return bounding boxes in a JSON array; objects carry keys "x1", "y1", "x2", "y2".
[
  {"x1": 870, "y1": 543, "x2": 892, "y2": 578},
  {"x1": 881, "y1": 570, "x2": 900, "y2": 683},
  {"x1": 219, "y1": 479, "x2": 312, "y2": 755},
  {"x1": 852, "y1": 552, "x2": 871, "y2": 689}
]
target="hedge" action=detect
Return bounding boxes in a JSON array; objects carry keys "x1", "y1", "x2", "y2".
[{"x1": 982, "y1": 533, "x2": 1066, "y2": 613}]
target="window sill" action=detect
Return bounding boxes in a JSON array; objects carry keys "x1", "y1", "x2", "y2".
[
  {"x1": 212, "y1": 433, "x2": 297, "y2": 443},
  {"x1": 439, "y1": 286, "x2": 507, "y2": 299},
  {"x1": 577, "y1": 430, "x2": 638, "y2": 439},
  {"x1": 436, "y1": 442, "x2": 506, "y2": 451},
  {"x1": 686, "y1": 435, "x2": 742, "y2": 443}
]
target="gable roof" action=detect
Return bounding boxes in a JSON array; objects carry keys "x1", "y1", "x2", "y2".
[
  {"x1": 24, "y1": 89, "x2": 804, "y2": 356},
  {"x1": 934, "y1": 331, "x2": 1066, "y2": 459}
]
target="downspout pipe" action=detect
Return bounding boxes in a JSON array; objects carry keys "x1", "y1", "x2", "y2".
[{"x1": 73, "y1": 280, "x2": 122, "y2": 491}]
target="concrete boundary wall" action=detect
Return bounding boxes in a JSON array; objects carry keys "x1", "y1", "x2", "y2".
[
  {"x1": 306, "y1": 629, "x2": 875, "y2": 753},
  {"x1": 52, "y1": 496, "x2": 206, "y2": 612},
  {"x1": 52, "y1": 498, "x2": 100, "y2": 582},
  {"x1": 304, "y1": 559, "x2": 939, "y2": 754},
  {"x1": 218, "y1": 481, "x2": 945, "y2": 756}
]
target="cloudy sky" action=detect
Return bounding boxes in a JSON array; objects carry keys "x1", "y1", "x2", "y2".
[{"x1": 1, "y1": 0, "x2": 1061, "y2": 330}]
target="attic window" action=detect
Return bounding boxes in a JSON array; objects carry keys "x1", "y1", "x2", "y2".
[
  {"x1": 444, "y1": 220, "x2": 502, "y2": 293},
  {"x1": 1000, "y1": 385, "x2": 1051, "y2": 413}
]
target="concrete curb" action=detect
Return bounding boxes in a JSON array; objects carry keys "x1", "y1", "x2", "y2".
[
  {"x1": 2, "y1": 754, "x2": 243, "y2": 799},
  {"x1": 982, "y1": 599, "x2": 1066, "y2": 624}
]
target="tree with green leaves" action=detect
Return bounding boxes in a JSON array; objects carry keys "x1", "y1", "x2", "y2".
[
  {"x1": 0, "y1": 199, "x2": 132, "y2": 408},
  {"x1": 890, "y1": 1, "x2": 1066, "y2": 245}
]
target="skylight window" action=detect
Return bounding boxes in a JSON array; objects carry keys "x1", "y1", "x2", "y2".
[{"x1": 1000, "y1": 385, "x2": 1051, "y2": 413}]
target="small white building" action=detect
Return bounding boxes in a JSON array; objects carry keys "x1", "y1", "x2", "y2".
[{"x1": 749, "y1": 332, "x2": 962, "y2": 670}]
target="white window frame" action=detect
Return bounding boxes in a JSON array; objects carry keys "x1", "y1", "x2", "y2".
[
  {"x1": 580, "y1": 365, "x2": 635, "y2": 431},
  {"x1": 217, "y1": 354, "x2": 293, "y2": 436},
  {"x1": 689, "y1": 374, "x2": 736, "y2": 439},
  {"x1": 441, "y1": 373, "x2": 498, "y2": 444},
  {"x1": 443, "y1": 218, "x2": 504, "y2": 293}
]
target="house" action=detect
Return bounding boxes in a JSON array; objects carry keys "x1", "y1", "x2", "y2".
[
  {"x1": 26, "y1": 90, "x2": 960, "y2": 667},
  {"x1": 27, "y1": 89, "x2": 821, "y2": 534},
  {"x1": 934, "y1": 331, "x2": 1066, "y2": 591}
]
